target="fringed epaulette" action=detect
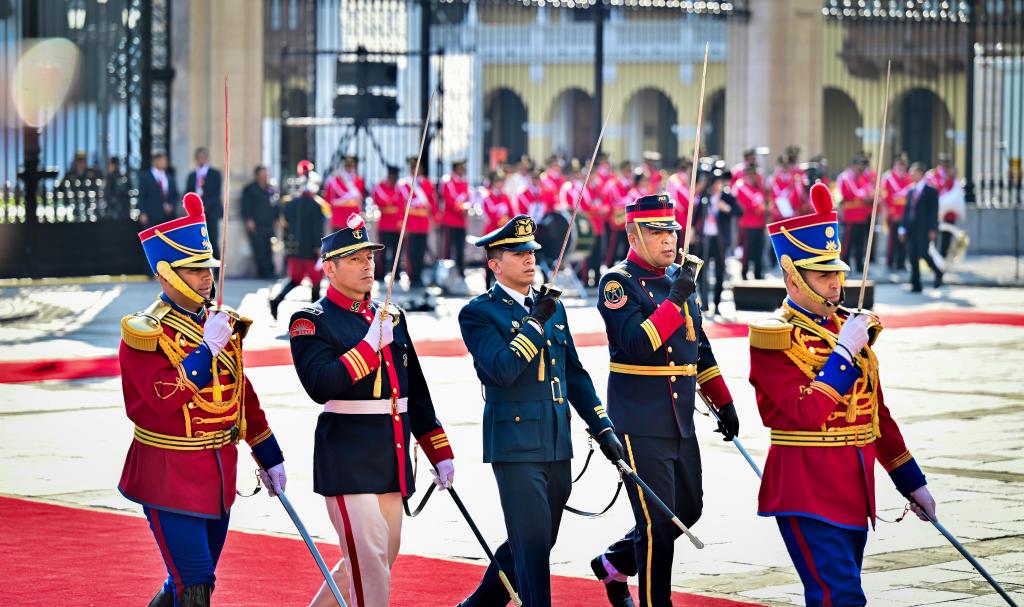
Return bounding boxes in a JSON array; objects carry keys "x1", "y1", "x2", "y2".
[
  {"x1": 121, "y1": 299, "x2": 172, "y2": 351},
  {"x1": 748, "y1": 311, "x2": 793, "y2": 350}
]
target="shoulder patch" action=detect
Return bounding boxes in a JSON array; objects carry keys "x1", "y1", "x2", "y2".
[
  {"x1": 603, "y1": 280, "x2": 628, "y2": 310},
  {"x1": 289, "y1": 318, "x2": 316, "y2": 338},
  {"x1": 748, "y1": 318, "x2": 793, "y2": 350}
]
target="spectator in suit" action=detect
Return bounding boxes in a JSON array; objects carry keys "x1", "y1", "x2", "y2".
[
  {"x1": 695, "y1": 165, "x2": 743, "y2": 314},
  {"x1": 241, "y1": 165, "x2": 278, "y2": 279},
  {"x1": 137, "y1": 153, "x2": 177, "y2": 228},
  {"x1": 103, "y1": 156, "x2": 129, "y2": 220},
  {"x1": 185, "y1": 147, "x2": 224, "y2": 258},
  {"x1": 900, "y1": 162, "x2": 943, "y2": 292}
]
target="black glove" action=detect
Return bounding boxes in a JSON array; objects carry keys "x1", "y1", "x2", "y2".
[
  {"x1": 714, "y1": 403, "x2": 740, "y2": 441},
  {"x1": 667, "y1": 263, "x2": 696, "y2": 306},
  {"x1": 530, "y1": 284, "x2": 561, "y2": 325},
  {"x1": 595, "y1": 428, "x2": 626, "y2": 464}
]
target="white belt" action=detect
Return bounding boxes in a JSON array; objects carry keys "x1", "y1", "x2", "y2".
[{"x1": 324, "y1": 398, "x2": 408, "y2": 415}]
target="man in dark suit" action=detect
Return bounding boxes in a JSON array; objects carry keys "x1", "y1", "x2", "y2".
[
  {"x1": 185, "y1": 147, "x2": 224, "y2": 258},
  {"x1": 456, "y1": 215, "x2": 623, "y2": 607},
  {"x1": 137, "y1": 153, "x2": 178, "y2": 228},
  {"x1": 900, "y1": 162, "x2": 943, "y2": 292},
  {"x1": 241, "y1": 165, "x2": 278, "y2": 279}
]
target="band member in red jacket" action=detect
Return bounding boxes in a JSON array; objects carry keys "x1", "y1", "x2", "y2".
[
  {"x1": 882, "y1": 154, "x2": 913, "y2": 270},
  {"x1": 441, "y1": 159, "x2": 471, "y2": 279},
  {"x1": 324, "y1": 155, "x2": 366, "y2": 230},
  {"x1": 750, "y1": 183, "x2": 936, "y2": 606},
  {"x1": 837, "y1": 154, "x2": 873, "y2": 272},
  {"x1": 736, "y1": 164, "x2": 769, "y2": 279},
  {"x1": 120, "y1": 193, "x2": 286, "y2": 607},
  {"x1": 396, "y1": 156, "x2": 438, "y2": 288}
]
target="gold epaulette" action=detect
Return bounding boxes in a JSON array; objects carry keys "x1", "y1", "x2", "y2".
[
  {"x1": 121, "y1": 299, "x2": 172, "y2": 351},
  {"x1": 748, "y1": 315, "x2": 793, "y2": 350}
]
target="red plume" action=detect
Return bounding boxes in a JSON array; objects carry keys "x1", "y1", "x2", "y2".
[
  {"x1": 182, "y1": 192, "x2": 205, "y2": 217},
  {"x1": 809, "y1": 183, "x2": 833, "y2": 215}
]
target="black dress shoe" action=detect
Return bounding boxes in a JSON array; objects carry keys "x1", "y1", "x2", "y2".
[
  {"x1": 933, "y1": 271, "x2": 944, "y2": 288},
  {"x1": 592, "y1": 556, "x2": 635, "y2": 607}
]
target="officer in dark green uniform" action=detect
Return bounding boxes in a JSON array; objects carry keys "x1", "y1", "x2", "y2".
[{"x1": 457, "y1": 215, "x2": 625, "y2": 607}]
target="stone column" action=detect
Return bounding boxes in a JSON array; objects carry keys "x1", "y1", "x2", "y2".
[
  {"x1": 725, "y1": 0, "x2": 823, "y2": 166},
  {"x1": 173, "y1": 0, "x2": 264, "y2": 277}
]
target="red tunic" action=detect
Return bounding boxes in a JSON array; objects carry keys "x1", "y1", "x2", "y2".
[
  {"x1": 838, "y1": 168, "x2": 873, "y2": 224},
  {"x1": 396, "y1": 175, "x2": 437, "y2": 234},
  {"x1": 373, "y1": 180, "x2": 403, "y2": 233},
  {"x1": 324, "y1": 172, "x2": 366, "y2": 229},
  {"x1": 482, "y1": 187, "x2": 522, "y2": 234},
  {"x1": 667, "y1": 172, "x2": 691, "y2": 230},
  {"x1": 736, "y1": 178, "x2": 768, "y2": 229},
  {"x1": 118, "y1": 304, "x2": 279, "y2": 518},
  {"x1": 603, "y1": 176, "x2": 632, "y2": 231},
  {"x1": 883, "y1": 169, "x2": 913, "y2": 224},
  {"x1": 749, "y1": 304, "x2": 925, "y2": 529},
  {"x1": 539, "y1": 170, "x2": 566, "y2": 216},
  {"x1": 768, "y1": 167, "x2": 806, "y2": 222},
  {"x1": 441, "y1": 174, "x2": 470, "y2": 228}
]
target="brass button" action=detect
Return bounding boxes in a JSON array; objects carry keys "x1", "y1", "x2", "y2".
[
  {"x1": 547, "y1": 340, "x2": 552, "y2": 346},
  {"x1": 551, "y1": 358, "x2": 557, "y2": 365},
  {"x1": 557, "y1": 398, "x2": 564, "y2": 404},
  {"x1": 669, "y1": 361, "x2": 675, "y2": 366},
  {"x1": 394, "y1": 415, "x2": 400, "y2": 422},
  {"x1": 396, "y1": 443, "x2": 402, "y2": 449},
  {"x1": 809, "y1": 347, "x2": 816, "y2": 354},
  {"x1": 641, "y1": 280, "x2": 647, "y2": 286},
  {"x1": 553, "y1": 377, "x2": 560, "y2": 383},
  {"x1": 514, "y1": 416, "x2": 521, "y2": 422},
  {"x1": 667, "y1": 347, "x2": 673, "y2": 353},
  {"x1": 191, "y1": 370, "x2": 198, "y2": 376},
  {"x1": 840, "y1": 364, "x2": 847, "y2": 371},
  {"x1": 819, "y1": 371, "x2": 825, "y2": 377},
  {"x1": 670, "y1": 376, "x2": 677, "y2": 382},
  {"x1": 648, "y1": 291, "x2": 654, "y2": 297},
  {"x1": 188, "y1": 403, "x2": 196, "y2": 409},
  {"x1": 386, "y1": 361, "x2": 390, "y2": 366},
  {"x1": 393, "y1": 388, "x2": 398, "y2": 394}
]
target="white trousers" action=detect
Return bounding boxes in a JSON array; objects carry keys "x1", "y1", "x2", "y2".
[{"x1": 309, "y1": 493, "x2": 404, "y2": 607}]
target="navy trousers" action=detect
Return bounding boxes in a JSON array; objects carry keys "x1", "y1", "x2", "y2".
[
  {"x1": 777, "y1": 515, "x2": 869, "y2": 607},
  {"x1": 144, "y1": 506, "x2": 230, "y2": 604}
]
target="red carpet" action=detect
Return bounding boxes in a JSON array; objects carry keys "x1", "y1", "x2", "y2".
[
  {"x1": 0, "y1": 495, "x2": 758, "y2": 606},
  {"x1": 3, "y1": 309, "x2": 1022, "y2": 384}
]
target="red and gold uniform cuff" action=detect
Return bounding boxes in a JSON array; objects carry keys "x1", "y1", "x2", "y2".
[
  {"x1": 697, "y1": 366, "x2": 732, "y2": 408},
  {"x1": 418, "y1": 427, "x2": 454, "y2": 466},
  {"x1": 340, "y1": 340, "x2": 381, "y2": 382},
  {"x1": 640, "y1": 300, "x2": 684, "y2": 351}
]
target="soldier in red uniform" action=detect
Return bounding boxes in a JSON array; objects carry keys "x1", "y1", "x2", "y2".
[
  {"x1": 120, "y1": 193, "x2": 286, "y2": 607},
  {"x1": 539, "y1": 156, "x2": 566, "y2": 218},
  {"x1": 641, "y1": 150, "x2": 664, "y2": 191},
  {"x1": 750, "y1": 183, "x2": 937, "y2": 607},
  {"x1": 667, "y1": 156, "x2": 695, "y2": 252},
  {"x1": 735, "y1": 164, "x2": 769, "y2": 279},
  {"x1": 441, "y1": 159, "x2": 471, "y2": 279},
  {"x1": 372, "y1": 165, "x2": 402, "y2": 282},
  {"x1": 396, "y1": 156, "x2": 438, "y2": 288},
  {"x1": 837, "y1": 154, "x2": 873, "y2": 272},
  {"x1": 324, "y1": 155, "x2": 366, "y2": 230},
  {"x1": 768, "y1": 152, "x2": 806, "y2": 223},
  {"x1": 882, "y1": 154, "x2": 913, "y2": 270}
]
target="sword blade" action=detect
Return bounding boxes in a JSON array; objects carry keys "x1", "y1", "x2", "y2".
[
  {"x1": 858, "y1": 60, "x2": 892, "y2": 310},
  {"x1": 697, "y1": 389, "x2": 763, "y2": 479},
  {"x1": 617, "y1": 459, "x2": 704, "y2": 549},
  {"x1": 681, "y1": 42, "x2": 710, "y2": 255},
  {"x1": 447, "y1": 487, "x2": 523, "y2": 606},
  {"x1": 277, "y1": 491, "x2": 347, "y2": 606},
  {"x1": 926, "y1": 513, "x2": 1019, "y2": 606}
]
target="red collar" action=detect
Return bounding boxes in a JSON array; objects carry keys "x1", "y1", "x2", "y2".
[
  {"x1": 627, "y1": 250, "x2": 667, "y2": 277},
  {"x1": 327, "y1": 286, "x2": 371, "y2": 314}
]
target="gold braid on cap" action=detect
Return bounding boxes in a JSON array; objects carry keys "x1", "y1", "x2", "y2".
[
  {"x1": 156, "y1": 260, "x2": 208, "y2": 306},
  {"x1": 779, "y1": 255, "x2": 836, "y2": 309}
]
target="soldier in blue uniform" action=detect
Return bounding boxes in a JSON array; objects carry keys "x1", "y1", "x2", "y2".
[
  {"x1": 456, "y1": 215, "x2": 625, "y2": 607},
  {"x1": 589, "y1": 195, "x2": 740, "y2": 607},
  {"x1": 287, "y1": 213, "x2": 455, "y2": 607}
]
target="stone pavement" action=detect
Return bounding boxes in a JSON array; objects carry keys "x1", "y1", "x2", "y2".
[{"x1": 0, "y1": 256, "x2": 1022, "y2": 606}]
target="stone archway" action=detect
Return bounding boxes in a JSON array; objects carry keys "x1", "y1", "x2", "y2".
[
  {"x1": 822, "y1": 87, "x2": 863, "y2": 175},
  {"x1": 484, "y1": 87, "x2": 528, "y2": 167},
  {"x1": 548, "y1": 88, "x2": 595, "y2": 161},
  {"x1": 897, "y1": 87, "x2": 953, "y2": 167},
  {"x1": 623, "y1": 87, "x2": 678, "y2": 163}
]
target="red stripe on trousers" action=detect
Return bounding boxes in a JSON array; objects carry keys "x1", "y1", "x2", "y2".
[
  {"x1": 337, "y1": 497, "x2": 366, "y2": 607},
  {"x1": 149, "y1": 510, "x2": 184, "y2": 597},
  {"x1": 788, "y1": 517, "x2": 833, "y2": 607}
]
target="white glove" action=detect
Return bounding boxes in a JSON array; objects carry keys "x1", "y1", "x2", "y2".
[
  {"x1": 835, "y1": 313, "x2": 871, "y2": 362},
  {"x1": 258, "y1": 463, "x2": 287, "y2": 497},
  {"x1": 362, "y1": 307, "x2": 394, "y2": 351},
  {"x1": 203, "y1": 312, "x2": 233, "y2": 356},
  {"x1": 431, "y1": 458, "x2": 455, "y2": 491}
]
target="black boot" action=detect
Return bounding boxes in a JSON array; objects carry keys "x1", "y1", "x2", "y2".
[
  {"x1": 147, "y1": 589, "x2": 173, "y2": 607},
  {"x1": 933, "y1": 271, "x2": 944, "y2": 288},
  {"x1": 592, "y1": 556, "x2": 635, "y2": 607},
  {"x1": 178, "y1": 584, "x2": 212, "y2": 607}
]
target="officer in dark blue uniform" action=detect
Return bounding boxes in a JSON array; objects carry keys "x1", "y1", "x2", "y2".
[
  {"x1": 288, "y1": 213, "x2": 455, "y2": 607},
  {"x1": 457, "y1": 215, "x2": 625, "y2": 607},
  {"x1": 589, "y1": 195, "x2": 740, "y2": 607}
]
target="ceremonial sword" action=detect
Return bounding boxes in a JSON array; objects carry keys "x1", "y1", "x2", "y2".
[
  {"x1": 696, "y1": 389, "x2": 762, "y2": 479},
  {"x1": 856, "y1": 60, "x2": 892, "y2": 311},
  {"x1": 680, "y1": 42, "x2": 710, "y2": 257},
  {"x1": 277, "y1": 490, "x2": 348, "y2": 606},
  {"x1": 447, "y1": 486, "x2": 523, "y2": 606},
  {"x1": 616, "y1": 459, "x2": 704, "y2": 549}
]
